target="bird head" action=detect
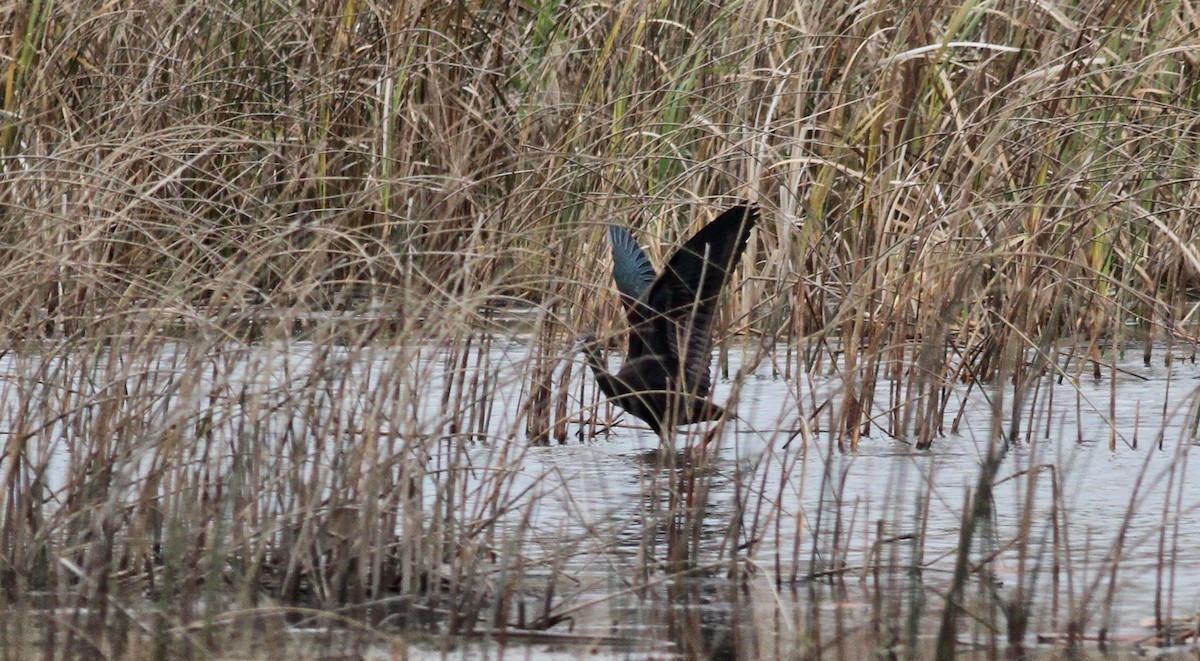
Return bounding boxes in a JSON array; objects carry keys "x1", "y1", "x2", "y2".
[{"x1": 573, "y1": 332, "x2": 600, "y2": 354}]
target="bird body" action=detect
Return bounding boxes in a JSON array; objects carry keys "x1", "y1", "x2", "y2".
[{"x1": 581, "y1": 204, "x2": 758, "y2": 435}]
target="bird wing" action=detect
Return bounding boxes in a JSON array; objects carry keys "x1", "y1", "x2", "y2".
[
  {"x1": 630, "y1": 204, "x2": 758, "y2": 398},
  {"x1": 607, "y1": 225, "x2": 658, "y2": 312}
]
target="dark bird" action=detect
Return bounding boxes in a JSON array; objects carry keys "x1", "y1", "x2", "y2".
[{"x1": 580, "y1": 203, "x2": 758, "y2": 436}]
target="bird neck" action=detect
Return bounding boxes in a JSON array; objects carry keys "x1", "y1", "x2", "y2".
[{"x1": 581, "y1": 343, "x2": 621, "y2": 400}]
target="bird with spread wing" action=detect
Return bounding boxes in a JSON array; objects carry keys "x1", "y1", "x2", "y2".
[{"x1": 579, "y1": 203, "x2": 758, "y2": 436}]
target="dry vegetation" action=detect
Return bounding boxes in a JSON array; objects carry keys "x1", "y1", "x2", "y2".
[{"x1": 1, "y1": 0, "x2": 1199, "y2": 658}]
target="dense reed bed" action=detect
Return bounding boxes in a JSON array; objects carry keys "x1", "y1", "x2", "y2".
[{"x1": 1, "y1": 0, "x2": 1199, "y2": 657}]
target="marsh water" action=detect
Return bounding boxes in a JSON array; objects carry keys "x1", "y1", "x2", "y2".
[
  {"x1": 4, "y1": 337, "x2": 1200, "y2": 658},
  {"x1": 474, "y1": 341, "x2": 1200, "y2": 658}
]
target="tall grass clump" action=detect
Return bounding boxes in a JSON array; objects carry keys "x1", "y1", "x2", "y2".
[{"x1": 0, "y1": 0, "x2": 1199, "y2": 657}]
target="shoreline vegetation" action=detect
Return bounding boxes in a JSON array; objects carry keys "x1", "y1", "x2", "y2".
[{"x1": 2, "y1": 0, "x2": 1200, "y2": 658}]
